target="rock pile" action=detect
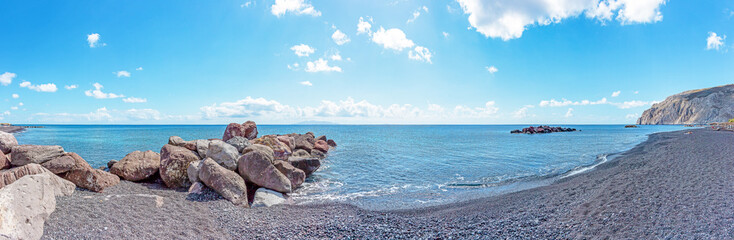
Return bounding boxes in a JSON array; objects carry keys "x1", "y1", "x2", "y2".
[{"x1": 510, "y1": 126, "x2": 577, "y2": 134}]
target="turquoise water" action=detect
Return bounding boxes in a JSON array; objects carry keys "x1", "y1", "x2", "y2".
[{"x1": 13, "y1": 125, "x2": 687, "y2": 209}]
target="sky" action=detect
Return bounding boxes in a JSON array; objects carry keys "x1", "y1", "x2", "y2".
[{"x1": 1, "y1": 0, "x2": 733, "y2": 124}]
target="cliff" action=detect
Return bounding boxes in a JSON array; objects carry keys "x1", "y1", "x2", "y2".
[{"x1": 637, "y1": 84, "x2": 734, "y2": 125}]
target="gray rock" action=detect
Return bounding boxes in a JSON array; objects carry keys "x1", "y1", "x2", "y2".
[
  {"x1": 226, "y1": 136, "x2": 252, "y2": 153},
  {"x1": 291, "y1": 149, "x2": 311, "y2": 158},
  {"x1": 638, "y1": 84, "x2": 734, "y2": 124},
  {"x1": 198, "y1": 158, "x2": 249, "y2": 206},
  {"x1": 310, "y1": 149, "x2": 326, "y2": 160},
  {"x1": 9, "y1": 145, "x2": 65, "y2": 166},
  {"x1": 206, "y1": 140, "x2": 240, "y2": 171},
  {"x1": 195, "y1": 140, "x2": 211, "y2": 159},
  {"x1": 0, "y1": 131, "x2": 18, "y2": 154},
  {"x1": 251, "y1": 188, "x2": 288, "y2": 208},
  {"x1": 287, "y1": 157, "x2": 321, "y2": 176},
  {"x1": 188, "y1": 181, "x2": 206, "y2": 194},
  {"x1": 0, "y1": 172, "x2": 74, "y2": 240},
  {"x1": 294, "y1": 134, "x2": 314, "y2": 152},
  {"x1": 187, "y1": 160, "x2": 203, "y2": 183}
]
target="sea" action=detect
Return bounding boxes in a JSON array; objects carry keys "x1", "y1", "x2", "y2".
[{"x1": 13, "y1": 124, "x2": 688, "y2": 210}]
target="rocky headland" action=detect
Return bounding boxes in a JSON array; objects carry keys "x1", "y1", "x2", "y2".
[{"x1": 637, "y1": 84, "x2": 734, "y2": 124}]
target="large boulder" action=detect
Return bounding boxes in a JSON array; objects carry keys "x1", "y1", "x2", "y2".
[
  {"x1": 64, "y1": 168, "x2": 120, "y2": 192},
  {"x1": 206, "y1": 140, "x2": 240, "y2": 171},
  {"x1": 0, "y1": 163, "x2": 49, "y2": 188},
  {"x1": 0, "y1": 172, "x2": 74, "y2": 240},
  {"x1": 276, "y1": 135, "x2": 295, "y2": 151},
  {"x1": 314, "y1": 139, "x2": 329, "y2": 153},
  {"x1": 226, "y1": 136, "x2": 252, "y2": 153},
  {"x1": 288, "y1": 157, "x2": 321, "y2": 176},
  {"x1": 110, "y1": 150, "x2": 161, "y2": 181},
  {"x1": 273, "y1": 160, "x2": 305, "y2": 188},
  {"x1": 0, "y1": 131, "x2": 18, "y2": 154},
  {"x1": 9, "y1": 145, "x2": 65, "y2": 166},
  {"x1": 41, "y1": 154, "x2": 77, "y2": 174},
  {"x1": 222, "y1": 121, "x2": 258, "y2": 141},
  {"x1": 187, "y1": 160, "x2": 203, "y2": 183},
  {"x1": 198, "y1": 158, "x2": 249, "y2": 206},
  {"x1": 294, "y1": 134, "x2": 315, "y2": 152},
  {"x1": 251, "y1": 135, "x2": 291, "y2": 160},
  {"x1": 243, "y1": 144, "x2": 274, "y2": 157},
  {"x1": 159, "y1": 144, "x2": 200, "y2": 189},
  {"x1": 0, "y1": 151, "x2": 9, "y2": 170},
  {"x1": 251, "y1": 188, "x2": 288, "y2": 208},
  {"x1": 237, "y1": 147, "x2": 292, "y2": 193}
]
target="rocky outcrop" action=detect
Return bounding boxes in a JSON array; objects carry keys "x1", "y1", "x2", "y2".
[
  {"x1": 110, "y1": 150, "x2": 161, "y2": 181},
  {"x1": 0, "y1": 173, "x2": 74, "y2": 240},
  {"x1": 206, "y1": 140, "x2": 240, "y2": 171},
  {"x1": 159, "y1": 144, "x2": 200, "y2": 188},
  {"x1": 637, "y1": 84, "x2": 734, "y2": 124},
  {"x1": 198, "y1": 158, "x2": 249, "y2": 207},
  {"x1": 222, "y1": 121, "x2": 258, "y2": 141},
  {"x1": 9, "y1": 145, "x2": 65, "y2": 166},
  {"x1": 237, "y1": 145, "x2": 292, "y2": 193},
  {"x1": 0, "y1": 131, "x2": 18, "y2": 154}
]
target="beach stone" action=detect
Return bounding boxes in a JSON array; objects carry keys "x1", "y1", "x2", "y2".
[
  {"x1": 277, "y1": 135, "x2": 295, "y2": 151},
  {"x1": 310, "y1": 149, "x2": 326, "y2": 160},
  {"x1": 294, "y1": 134, "x2": 315, "y2": 152},
  {"x1": 327, "y1": 139, "x2": 337, "y2": 148},
  {"x1": 226, "y1": 136, "x2": 252, "y2": 153},
  {"x1": 314, "y1": 140, "x2": 329, "y2": 153},
  {"x1": 223, "y1": 121, "x2": 258, "y2": 142},
  {"x1": 159, "y1": 144, "x2": 200, "y2": 189},
  {"x1": 187, "y1": 160, "x2": 203, "y2": 183},
  {"x1": 9, "y1": 145, "x2": 65, "y2": 166},
  {"x1": 195, "y1": 139, "x2": 210, "y2": 159},
  {"x1": 199, "y1": 158, "x2": 249, "y2": 206},
  {"x1": 110, "y1": 150, "x2": 161, "y2": 182},
  {"x1": 64, "y1": 168, "x2": 120, "y2": 192},
  {"x1": 0, "y1": 172, "x2": 74, "y2": 240},
  {"x1": 291, "y1": 149, "x2": 311, "y2": 158},
  {"x1": 287, "y1": 157, "x2": 321, "y2": 176},
  {"x1": 0, "y1": 151, "x2": 9, "y2": 170},
  {"x1": 206, "y1": 140, "x2": 240, "y2": 171},
  {"x1": 0, "y1": 163, "x2": 49, "y2": 188},
  {"x1": 273, "y1": 160, "x2": 305, "y2": 188},
  {"x1": 251, "y1": 188, "x2": 288, "y2": 208},
  {"x1": 41, "y1": 155, "x2": 77, "y2": 174},
  {"x1": 0, "y1": 131, "x2": 18, "y2": 154},
  {"x1": 238, "y1": 148, "x2": 292, "y2": 193},
  {"x1": 188, "y1": 181, "x2": 206, "y2": 194},
  {"x1": 251, "y1": 135, "x2": 291, "y2": 160}
]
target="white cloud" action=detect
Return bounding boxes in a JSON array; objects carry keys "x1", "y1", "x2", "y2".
[
  {"x1": 123, "y1": 97, "x2": 147, "y2": 103},
  {"x1": 241, "y1": 1, "x2": 253, "y2": 8},
  {"x1": 332, "y1": 29, "x2": 351, "y2": 45},
  {"x1": 305, "y1": 58, "x2": 342, "y2": 73},
  {"x1": 625, "y1": 113, "x2": 639, "y2": 119},
  {"x1": 371, "y1": 27, "x2": 415, "y2": 51},
  {"x1": 291, "y1": 44, "x2": 315, "y2": 57},
  {"x1": 453, "y1": 101, "x2": 499, "y2": 118},
  {"x1": 611, "y1": 100, "x2": 651, "y2": 109},
  {"x1": 540, "y1": 98, "x2": 608, "y2": 107},
  {"x1": 31, "y1": 108, "x2": 197, "y2": 123},
  {"x1": 486, "y1": 66, "x2": 498, "y2": 74},
  {"x1": 12, "y1": 94, "x2": 19, "y2": 99},
  {"x1": 407, "y1": 6, "x2": 429, "y2": 23},
  {"x1": 611, "y1": 91, "x2": 621, "y2": 97},
  {"x1": 330, "y1": 52, "x2": 342, "y2": 61},
  {"x1": 271, "y1": 0, "x2": 321, "y2": 17},
  {"x1": 442, "y1": 32, "x2": 450, "y2": 38},
  {"x1": 114, "y1": 71, "x2": 131, "y2": 78},
  {"x1": 65, "y1": 85, "x2": 78, "y2": 90},
  {"x1": 706, "y1": 32, "x2": 726, "y2": 51},
  {"x1": 357, "y1": 17, "x2": 373, "y2": 35},
  {"x1": 19, "y1": 81, "x2": 57, "y2": 92},
  {"x1": 287, "y1": 62, "x2": 300, "y2": 70},
  {"x1": 136, "y1": 67, "x2": 144, "y2": 71},
  {"x1": 408, "y1": 46, "x2": 432, "y2": 63},
  {"x1": 0, "y1": 72, "x2": 16, "y2": 86},
  {"x1": 84, "y1": 83, "x2": 124, "y2": 99},
  {"x1": 565, "y1": 108, "x2": 574, "y2": 118},
  {"x1": 18, "y1": 102, "x2": 23, "y2": 106},
  {"x1": 457, "y1": 0, "x2": 668, "y2": 41},
  {"x1": 87, "y1": 33, "x2": 105, "y2": 48},
  {"x1": 300, "y1": 81, "x2": 313, "y2": 86},
  {"x1": 513, "y1": 105, "x2": 535, "y2": 119},
  {"x1": 10, "y1": 106, "x2": 18, "y2": 110}
]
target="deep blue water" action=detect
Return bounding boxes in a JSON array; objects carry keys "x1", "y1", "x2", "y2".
[{"x1": 13, "y1": 125, "x2": 687, "y2": 210}]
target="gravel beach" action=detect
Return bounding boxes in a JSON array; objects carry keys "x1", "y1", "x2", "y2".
[{"x1": 42, "y1": 128, "x2": 734, "y2": 239}]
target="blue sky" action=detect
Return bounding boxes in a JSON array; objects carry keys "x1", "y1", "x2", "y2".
[{"x1": 1, "y1": 0, "x2": 733, "y2": 124}]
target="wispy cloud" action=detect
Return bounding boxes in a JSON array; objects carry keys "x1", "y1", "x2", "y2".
[
  {"x1": 0, "y1": 72, "x2": 16, "y2": 86},
  {"x1": 84, "y1": 83, "x2": 124, "y2": 99},
  {"x1": 291, "y1": 44, "x2": 315, "y2": 57},
  {"x1": 20, "y1": 81, "x2": 57, "y2": 92}
]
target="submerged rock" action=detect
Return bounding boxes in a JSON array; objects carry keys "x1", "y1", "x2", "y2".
[
  {"x1": 10, "y1": 145, "x2": 65, "y2": 166},
  {"x1": 110, "y1": 150, "x2": 161, "y2": 181},
  {"x1": 159, "y1": 144, "x2": 200, "y2": 189},
  {"x1": 510, "y1": 126, "x2": 577, "y2": 134},
  {"x1": 198, "y1": 158, "x2": 249, "y2": 207}
]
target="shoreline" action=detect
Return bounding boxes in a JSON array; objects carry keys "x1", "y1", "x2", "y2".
[{"x1": 42, "y1": 127, "x2": 734, "y2": 238}]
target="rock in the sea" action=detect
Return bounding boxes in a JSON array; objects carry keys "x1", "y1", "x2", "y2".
[
  {"x1": 287, "y1": 157, "x2": 321, "y2": 176},
  {"x1": 206, "y1": 140, "x2": 240, "y2": 171},
  {"x1": 316, "y1": 135, "x2": 327, "y2": 141},
  {"x1": 638, "y1": 84, "x2": 734, "y2": 124},
  {"x1": 64, "y1": 168, "x2": 120, "y2": 192},
  {"x1": 0, "y1": 163, "x2": 49, "y2": 188},
  {"x1": 294, "y1": 134, "x2": 315, "y2": 152},
  {"x1": 198, "y1": 158, "x2": 249, "y2": 206},
  {"x1": 510, "y1": 126, "x2": 577, "y2": 134},
  {"x1": 291, "y1": 149, "x2": 311, "y2": 158},
  {"x1": 226, "y1": 136, "x2": 252, "y2": 153},
  {"x1": 273, "y1": 160, "x2": 305, "y2": 188},
  {"x1": 0, "y1": 151, "x2": 9, "y2": 170},
  {"x1": 238, "y1": 147, "x2": 292, "y2": 193},
  {"x1": 106, "y1": 159, "x2": 118, "y2": 169},
  {"x1": 187, "y1": 160, "x2": 203, "y2": 183},
  {"x1": 41, "y1": 154, "x2": 77, "y2": 174},
  {"x1": 310, "y1": 149, "x2": 326, "y2": 160},
  {"x1": 222, "y1": 121, "x2": 258, "y2": 141},
  {"x1": 327, "y1": 139, "x2": 337, "y2": 148},
  {"x1": 313, "y1": 139, "x2": 329, "y2": 153},
  {"x1": 159, "y1": 144, "x2": 200, "y2": 189},
  {"x1": 251, "y1": 188, "x2": 288, "y2": 208},
  {"x1": 9, "y1": 145, "x2": 65, "y2": 166},
  {"x1": 0, "y1": 131, "x2": 18, "y2": 154},
  {"x1": 251, "y1": 135, "x2": 291, "y2": 160},
  {"x1": 110, "y1": 150, "x2": 161, "y2": 181},
  {"x1": 0, "y1": 172, "x2": 74, "y2": 240}
]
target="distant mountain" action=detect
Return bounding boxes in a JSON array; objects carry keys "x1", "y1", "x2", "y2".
[
  {"x1": 637, "y1": 84, "x2": 734, "y2": 125},
  {"x1": 294, "y1": 121, "x2": 338, "y2": 125}
]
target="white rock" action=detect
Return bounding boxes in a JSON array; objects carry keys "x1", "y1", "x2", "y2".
[
  {"x1": 251, "y1": 188, "x2": 289, "y2": 208},
  {"x1": 0, "y1": 131, "x2": 18, "y2": 154},
  {"x1": 206, "y1": 140, "x2": 240, "y2": 171}
]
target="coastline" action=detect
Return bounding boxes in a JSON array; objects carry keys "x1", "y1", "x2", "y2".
[
  {"x1": 0, "y1": 126, "x2": 26, "y2": 133},
  {"x1": 41, "y1": 127, "x2": 734, "y2": 238}
]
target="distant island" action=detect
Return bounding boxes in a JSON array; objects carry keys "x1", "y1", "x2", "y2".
[{"x1": 637, "y1": 84, "x2": 734, "y2": 125}]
